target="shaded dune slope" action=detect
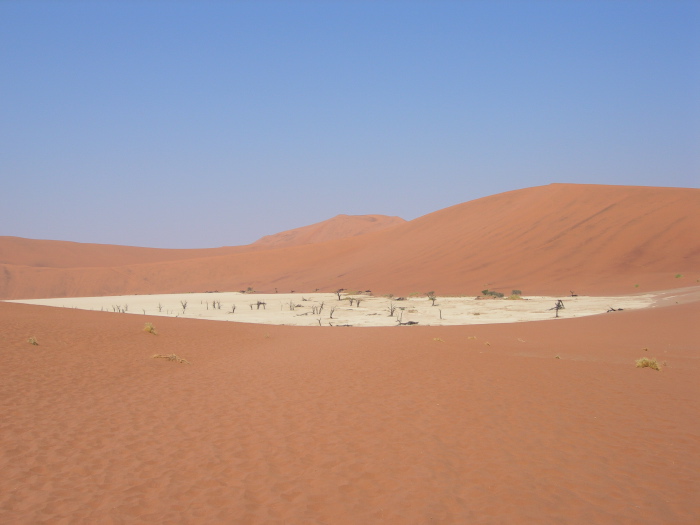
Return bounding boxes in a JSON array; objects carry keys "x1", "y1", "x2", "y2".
[{"x1": 1, "y1": 184, "x2": 698, "y2": 299}]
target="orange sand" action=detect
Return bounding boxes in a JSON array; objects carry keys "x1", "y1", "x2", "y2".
[
  {"x1": 1, "y1": 300, "x2": 698, "y2": 524},
  {"x1": 1, "y1": 183, "x2": 699, "y2": 523}
]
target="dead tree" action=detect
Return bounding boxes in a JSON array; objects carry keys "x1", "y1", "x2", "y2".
[
  {"x1": 388, "y1": 302, "x2": 396, "y2": 317},
  {"x1": 335, "y1": 289, "x2": 345, "y2": 300},
  {"x1": 180, "y1": 300, "x2": 188, "y2": 314},
  {"x1": 427, "y1": 291, "x2": 437, "y2": 306},
  {"x1": 549, "y1": 299, "x2": 565, "y2": 318}
]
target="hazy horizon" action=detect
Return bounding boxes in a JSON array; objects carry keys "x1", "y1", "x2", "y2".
[{"x1": 2, "y1": 1, "x2": 698, "y2": 248}]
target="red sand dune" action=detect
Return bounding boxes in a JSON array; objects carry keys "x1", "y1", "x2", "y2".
[
  {"x1": 0, "y1": 236, "x2": 250, "y2": 268},
  {"x1": 1, "y1": 297, "x2": 698, "y2": 524},
  {"x1": 1, "y1": 183, "x2": 698, "y2": 299},
  {"x1": 252, "y1": 214, "x2": 406, "y2": 248},
  {"x1": 2, "y1": 183, "x2": 699, "y2": 523}
]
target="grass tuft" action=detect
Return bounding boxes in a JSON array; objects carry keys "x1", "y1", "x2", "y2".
[
  {"x1": 27, "y1": 336, "x2": 39, "y2": 346},
  {"x1": 152, "y1": 354, "x2": 190, "y2": 364},
  {"x1": 635, "y1": 357, "x2": 661, "y2": 371},
  {"x1": 143, "y1": 322, "x2": 157, "y2": 335}
]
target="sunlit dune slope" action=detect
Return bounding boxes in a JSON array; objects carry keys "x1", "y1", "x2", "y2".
[
  {"x1": 1, "y1": 183, "x2": 698, "y2": 299},
  {"x1": 252, "y1": 214, "x2": 406, "y2": 248}
]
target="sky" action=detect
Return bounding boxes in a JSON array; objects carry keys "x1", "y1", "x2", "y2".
[{"x1": 1, "y1": 0, "x2": 699, "y2": 249}]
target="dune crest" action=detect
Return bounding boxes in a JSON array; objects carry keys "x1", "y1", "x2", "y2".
[{"x1": 252, "y1": 214, "x2": 406, "y2": 248}]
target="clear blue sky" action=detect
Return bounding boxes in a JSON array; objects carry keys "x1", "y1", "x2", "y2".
[{"x1": 1, "y1": 1, "x2": 698, "y2": 248}]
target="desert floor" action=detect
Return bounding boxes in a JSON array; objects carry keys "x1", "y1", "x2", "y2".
[{"x1": 1, "y1": 288, "x2": 698, "y2": 524}]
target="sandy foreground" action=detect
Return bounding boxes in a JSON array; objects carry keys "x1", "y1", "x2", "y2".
[
  {"x1": 6, "y1": 291, "x2": 658, "y2": 327},
  {"x1": 1, "y1": 291, "x2": 699, "y2": 524}
]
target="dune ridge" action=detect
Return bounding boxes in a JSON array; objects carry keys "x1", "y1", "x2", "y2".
[
  {"x1": 1, "y1": 183, "x2": 698, "y2": 299},
  {"x1": 252, "y1": 214, "x2": 406, "y2": 248}
]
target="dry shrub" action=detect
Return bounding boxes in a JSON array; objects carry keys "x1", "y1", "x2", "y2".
[
  {"x1": 143, "y1": 322, "x2": 157, "y2": 335},
  {"x1": 635, "y1": 357, "x2": 661, "y2": 371},
  {"x1": 152, "y1": 354, "x2": 190, "y2": 364},
  {"x1": 27, "y1": 336, "x2": 39, "y2": 346},
  {"x1": 506, "y1": 294, "x2": 524, "y2": 300}
]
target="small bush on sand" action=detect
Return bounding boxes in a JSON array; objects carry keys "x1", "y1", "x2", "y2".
[
  {"x1": 27, "y1": 336, "x2": 39, "y2": 346},
  {"x1": 506, "y1": 294, "x2": 523, "y2": 300},
  {"x1": 635, "y1": 357, "x2": 661, "y2": 371},
  {"x1": 143, "y1": 322, "x2": 157, "y2": 335},
  {"x1": 152, "y1": 353, "x2": 190, "y2": 364}
]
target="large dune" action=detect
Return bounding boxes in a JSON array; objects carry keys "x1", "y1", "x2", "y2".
[{"x1": 1, "y1": 183, "x2": 698, "y2": 299}]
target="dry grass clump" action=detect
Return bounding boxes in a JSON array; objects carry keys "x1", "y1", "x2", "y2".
[
  {"x1": 506, "y1": 294, "x2": 524, "y2": 300},
  {"x1": 27, "y1": 336, "x2": 39, "y2": 346},
  {"x1": 152, "y1": 354, "x2": 190, "y2": 364},
  {"x1": 143, "y1": 322, "x2": 157, "y2": 335},
  {"x1": 635, "y1": 357, "x2": 661, "y2": 371}
]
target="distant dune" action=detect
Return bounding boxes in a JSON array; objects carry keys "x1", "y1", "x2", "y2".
[
  {"x1": 0, "y1": 236, "x2": 248, "y2": 268},
  {"x1": 252, "y1": 214, "x2": 406, "y2": 248},
  {"x1": 1, "y1": 183, "x2": 698, "y2": 299}
]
